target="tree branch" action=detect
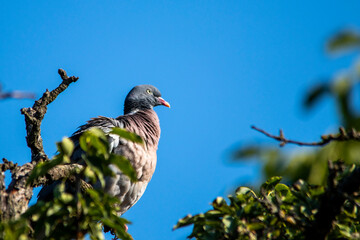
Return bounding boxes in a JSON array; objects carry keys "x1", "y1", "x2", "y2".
[
  {"x1": 0, "y1": 84, "x2": 36, "y2": 100},
  {"x1": 1, "y1": 69, "x2": 79, "y2": 221},
  {"x1": 21, "y1": 69, "x2": 79, "y2": 163},
  {"x1": 251, "y1": 125, "x2": 360, "y2": 147},
  {"x1": 30, "y1": 163, "x2": 92, "y2": 192}
]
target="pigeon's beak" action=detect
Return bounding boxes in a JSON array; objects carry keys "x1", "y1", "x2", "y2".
[{"x1": 158, "y1": 97, "x2": 171, "y2": 108}]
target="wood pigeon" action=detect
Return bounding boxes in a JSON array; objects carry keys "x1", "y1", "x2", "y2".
[{"x1": 38, "y1": 84, "x2": 170, "y2": 217}]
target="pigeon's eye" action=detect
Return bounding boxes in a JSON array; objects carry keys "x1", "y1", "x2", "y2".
[{"x1": 146, "y1": 89, "x2": 152, "y2": 94}]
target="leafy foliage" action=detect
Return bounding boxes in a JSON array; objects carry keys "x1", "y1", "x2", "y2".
[
  {"x1": 175, "y1": 170, "x2": 360, "y2": 239},
  {"x1": 0, "y1": 127, "x2": 140, "y2": 240}
]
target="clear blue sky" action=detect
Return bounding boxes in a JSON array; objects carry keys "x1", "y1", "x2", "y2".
[{"x1": 1, "y1": 1, "x2": 359, "y2": 239}]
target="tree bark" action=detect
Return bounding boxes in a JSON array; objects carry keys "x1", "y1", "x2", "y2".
[{"x1": 0, "y1": 69, "x2": 79, "y2": 221}]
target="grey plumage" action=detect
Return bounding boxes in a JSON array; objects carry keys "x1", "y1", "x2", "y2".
[{"x1": 38, "y1": 85, "x2": 170, "y2": 216}]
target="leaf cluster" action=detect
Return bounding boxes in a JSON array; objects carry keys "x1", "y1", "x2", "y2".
[
  {"x1": 175, "y1": 169, "x2": 360, "y2": 239},
  {"x1": 1, "y1": 127, "x2": 141, "y2": 240}
]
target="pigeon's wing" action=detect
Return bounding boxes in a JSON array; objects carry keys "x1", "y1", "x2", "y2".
[
  {"x1": 37, "y1": 116, "x2": 123, "y2": 201},
  {"x1": 69, "y1": 116, "x2": 125, "y2": 162}
]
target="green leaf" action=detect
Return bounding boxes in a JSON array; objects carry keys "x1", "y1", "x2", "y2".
[
  {"x1": 235, "y1": 187, "x2": 257, "y2": 198},
  {"x1": 232, "y1": 145, "x2": 263, "y2": 160},
  {"x1": 101, "y1": 218, "x2": 132, "y2": 240},
  {"x1": 336, "y1": 223, "x2": 353, "y2": 238},
  {"x1": 88, "y1": 127, "x2": 108, "y2": 140},
  {"x1": 27, "y1": 155, "x2": 63, "y2": 185},
  {"x1": 293, "y1": 179, "x2": 308, "y2": 192},
  {"x1": 111, "y1": 127, "x2": 143, "y2": 144},
  {"x1": 204, "y1": 210, "x2": 223, "y2": 218},
  {"x1": 86, "y1": 189, "x2": 101, "y2": 201},
  {"x1": 109, "y1": 155, "x2": 137, "y2": 182},
  {"x1": 274, "y1": 183, "x2": 290, "y2": 199},
  {"x1": 84, "y1": 167, "x2": 97, "y2": 184},
  {"x1": 53, "y1": 182, "x2": 66, "y2": 198},
  {"x1": 57, "y1": 137, "x2": 74, "y2": 157},
  {"x1": 303, "y1": 83, "x2": 330, "y2": 110},
  {"x1": 44, "y1": 222, "x2": 51, "y2": 237},
  {"x1": 79, "y1": 128, "x2": 109, "y2": 155},
  {"x1": 327, "y1": 30, "x2": 360, "y2": 53},
  {"x1": 261, "y1": 176, "x2": 282, "y2": 193},
  {"x1": 46, "y1": 204, "x2": 62, "y2": 216},
  {"x1": 84, "y1": 157, "x2": 106, "y2": 187},
  {"x1": 59, "y1": 193, "x2": 74, "y2": 204},
  {"x1": 222, "y1": 215, "x2": 235, "y2": 234},
  {"x1": 174, "y1": 214, "x2": 195, "y2": 229},
  {"x1": 89, "y1": 223, "x2": 104, "y2": 240},
  {"x1": 247, "y1": 222, "x2": 265, "y2": 231}
]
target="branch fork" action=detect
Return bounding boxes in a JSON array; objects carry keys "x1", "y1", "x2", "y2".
[{"x1": 1, "y1": 69, "x2": 79, "y2": 220}]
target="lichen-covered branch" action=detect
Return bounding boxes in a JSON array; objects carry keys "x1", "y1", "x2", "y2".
[
  {"x1": 0, "y1": 158, "x2": 18, "y2": 221},
  {"x1": 0, "y1": 158, "x2": 17, "y2": 173},
  {"x1": 0, "y1": 158, "x2": 18, "y2": 194},
  {"x1": 30, "y1": 163, "x2": 92, "y2": 192},
  {"x1": 21, "y1": 69, "x2": 79, "y2": 163},
  {"x1": 251, "y1": 125, "x2": 360, "y2": 147},
  {"x1": 1, "y1": 69, "x2": 79, "y2": 221}
]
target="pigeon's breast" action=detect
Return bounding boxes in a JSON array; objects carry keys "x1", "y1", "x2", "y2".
[
  {"x1": 110, "y1": 137, "x2": 157, "y2": 181},
  {"x1": 105, "y1": 109, "x2": 161, "y2": 215}
]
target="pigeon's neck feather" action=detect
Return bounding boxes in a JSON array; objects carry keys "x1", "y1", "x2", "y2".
[{"x1": 118, "y1": 109, "x2": 160, "y2": 149}]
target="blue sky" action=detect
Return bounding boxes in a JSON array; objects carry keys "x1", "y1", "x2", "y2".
[{"x1": 1, "y1": 1, "x2": 360, "y2": 239}]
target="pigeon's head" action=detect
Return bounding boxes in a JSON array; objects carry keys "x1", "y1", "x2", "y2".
[{"x1": 124, "y1": 85, "x2": 170, "y2": 114}]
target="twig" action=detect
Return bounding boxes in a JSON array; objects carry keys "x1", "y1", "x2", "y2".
[
  {"x1": 0, "y1": 158, "x2": 18, "y2": 172},
  {"x1": 251, "y1": 125, "x2": 360, "y2": 147},
  {"x1": 0, "y1": 84, "x2": 36, "y2": 100}
]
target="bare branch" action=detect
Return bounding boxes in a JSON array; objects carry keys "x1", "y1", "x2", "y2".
[
  {"x1": 251, "y1": 125, "x2": 360, "y2": 147},
  {"x1": 1, "y1": 69, "x2": 79, "y2": 221},
  {"x1": 21, "y1": 69, "x2": 79, "y2": 163},
  {"x1": 0, "y1": 84, "x2": 36, "y2": 100},
  {"x1": 0, "y1": 91, "x2": 36, "y2": 100}
]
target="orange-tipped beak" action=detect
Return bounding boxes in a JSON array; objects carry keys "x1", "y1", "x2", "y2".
[{"x1": 158, "y1": 97, "x2": 171, "y2": 108}]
